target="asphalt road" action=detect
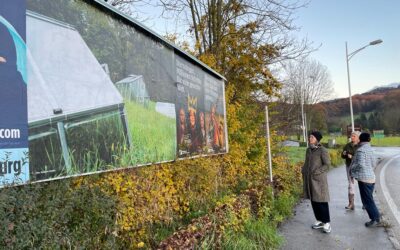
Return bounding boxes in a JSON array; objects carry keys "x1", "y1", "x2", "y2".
[
  {"x1": 375, "y1": 147, "x2": 400, "y2": 249},
  {"x1": 279, "y1": 146, "x2": 400, "y2": 250}
]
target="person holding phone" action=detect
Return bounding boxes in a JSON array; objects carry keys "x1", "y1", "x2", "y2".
[{"x1": 341, "y1": 131, "x2": 361, "y2": 210}]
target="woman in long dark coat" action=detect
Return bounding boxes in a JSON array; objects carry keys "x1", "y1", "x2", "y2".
[{"x1": 302, "y1": 131, "x2": 332, "y2": 233}]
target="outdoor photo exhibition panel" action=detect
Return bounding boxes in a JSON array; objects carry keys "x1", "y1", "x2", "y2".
[
  {"x1": 0, "y1": 0, "x2": 29, "y2": 186},
  {"x1": 0, "y1": 0, "x2": 228, "y2": 186}
]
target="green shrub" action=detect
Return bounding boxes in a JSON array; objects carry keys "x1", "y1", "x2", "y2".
[
  {"x1": 221, "y1": 218, "x2": 283, "y2": 250},
  {"x1": 0, "y1": 179, "x2": 118, "y2": 249},
  {"x1": 328, "y1": 148, "x2": 342, "y2": 167},
  {"x1": 299, "y1": 142, "x2": 307, "y2": 147}
]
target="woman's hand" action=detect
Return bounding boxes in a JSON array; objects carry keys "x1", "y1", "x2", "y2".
[{"x1": 0, "y1": 56, "x2": 6, "y2": 63}]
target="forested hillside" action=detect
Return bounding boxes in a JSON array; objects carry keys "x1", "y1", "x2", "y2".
[
  {"x1": 321, "y1": 85, "x2": 400, "y2": 134},
  {"x1": 273, "y1": 84, "x2": 400, "y2": 136}
]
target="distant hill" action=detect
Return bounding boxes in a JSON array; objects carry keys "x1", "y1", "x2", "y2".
[
  {"x1": 321, "y1": 83, "x2": 400, "y2": 117},
  {"x1": 272, "y1": 82, "x2": 400, "y2": 135},
  {"x1": 368, "y1": 82, "x2": 400, "y2": 93},
  {"x1": 272, "y1": 83, "x2": 400, "y2": 135}
]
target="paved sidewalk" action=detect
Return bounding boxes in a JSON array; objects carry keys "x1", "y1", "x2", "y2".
[{"x1": 279, "y1": 165, "x2": 395, "y2": 250}]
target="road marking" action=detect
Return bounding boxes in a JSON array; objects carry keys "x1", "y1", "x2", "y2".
[{"x1": 380, "y1": 154, "x2": 400, "y2": 226}]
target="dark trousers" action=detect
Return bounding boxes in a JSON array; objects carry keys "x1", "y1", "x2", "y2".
[
  {"x1": 358, "y1": 181, "x2": 380, "y2": 221},
  {"x1": 311, "y1": 201, "x2": 330, "y2": 223}
]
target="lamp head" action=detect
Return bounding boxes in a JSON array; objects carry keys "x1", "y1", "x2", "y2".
[{"x1": 369, "y1": 39, "x2": 383, "y2": 45}]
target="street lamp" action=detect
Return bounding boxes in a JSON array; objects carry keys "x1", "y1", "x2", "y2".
[
  {"x1": 300, "y1": 86, "x2": 306, "y2": 145},
  {"x1": 300, "y1": 75, "x2": 315, "y2": 147},
  {"x1": 345, "y1": 39, "x2": 383, "y2": 132}
]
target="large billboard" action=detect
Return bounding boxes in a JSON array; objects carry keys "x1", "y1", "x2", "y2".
[
  {"x1": 176, "y1": 57, "x2": 226, "y2": 157},
  {"x1": 0, "y1": 0, "x2": 29, "y2": 186},
  {"x1": 11, "y1": 0, "x2": 229, "y2": 185}
]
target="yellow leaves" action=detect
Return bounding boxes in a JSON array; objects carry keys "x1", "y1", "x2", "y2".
[
  {"x1": 273, "y1": 154, "x2": 303, "y2": 195},
  {"x1": 199, "y1": 53, "x2": 218, "y2": 71},
  {"x1": 72, "y1": 176, "x2": 84, "y2": 188},
  {"x1": 66, "y1": 102, "x2": 293, "y2": 246}
]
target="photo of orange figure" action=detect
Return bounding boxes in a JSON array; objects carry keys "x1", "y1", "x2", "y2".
[
  {"x1": 218, "y1": 120, "x2": 225, "y2": 148},
  {"x1": 208, "y1": 104, "x2": 221, "y2": 151},
  {"x1": 198, "y1": 111, "x2": 206, "y2": 147},
  {"x1": 177, "y1": 107, "x2": 186, "y2": 145},
  {"x1": 188, "y1": 108, "x2": 200, "y2": 153}
]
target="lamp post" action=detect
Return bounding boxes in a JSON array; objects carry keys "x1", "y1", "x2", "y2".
[
  {"x1": 300, "y1": 75, "x2": 315, "y2": 147},
  {"x1": 304, "y1": 112, "x2": 308, "y2": 147},
  {"x1": 345, "y1": 39, "x2": 382, "y2": 132},
  {"x1": 300, "y1": 86, "x2": 306, "y2": 144}
]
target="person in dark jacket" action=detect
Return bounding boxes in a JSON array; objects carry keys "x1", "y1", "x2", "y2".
[
  {"x1": 0, "y1": 21, "x2": 27, "y2": 148},
  {"x1": 302, "y1": 131, "x2": 332, "y2": 233},
  {"x1": 341, "y1": 131, "x2": 361, "y2": 210},
  {"x1": 350, "y1": 132, "x2": 381, "y2": 227}
]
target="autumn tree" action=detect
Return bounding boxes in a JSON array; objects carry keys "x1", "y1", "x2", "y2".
[
  {"x1": 307, "y1": 104, "x2": 328, "y2": 133},
  {"x1": 270, "y1": 101, "x2": 301, "y2": 135},
  {"x1": 381, "y1": 89, "x2": 400, "y2": 134},
  {"x1": 368, "y1": 112, "x2": 383, "y2": 131},
  {"x1": 149, "y1": 0, "x2": 312, "y2": 161},
  {"x1": 280, "y1": 58, "x2": 334, "y2": 105},
  {"x1": 354, "y1": 112, "x2": 368, "y2": 130},
  {"x1": 105, "y1": 0, "x2": 313, "y2": 122},
  {"x1": 103, "y1": 0, "x2": 152, "y2": 20},
  {"x1": 276, "y1": 58, "x2": 333, "y2": 134},
  {"x1": 104, "y1": 0, "x2": 313, "y2": 187},
  {"x1": 103, "y1": 0, "x2": 314, "y2": 105},
  {"x1": 157, "y1": 0, "x2": 310, "y2": 57}
]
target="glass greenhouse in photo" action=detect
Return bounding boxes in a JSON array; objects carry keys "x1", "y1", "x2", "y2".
[
  {"x1": 116, "y1": 74, "x2": 150, "y2": 107},
  {"x1": 27, "y1": 12, "x2": 129, "y2": 181},
  {"x1": 0, "y1": 0, "x2": 230, "y2": 186}
]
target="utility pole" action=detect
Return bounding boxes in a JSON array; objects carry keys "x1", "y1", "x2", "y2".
[{"x1": 265, "y1": 106, "x2": 273, "y2": 188}]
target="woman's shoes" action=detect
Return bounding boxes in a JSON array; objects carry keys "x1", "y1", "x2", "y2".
[
  {"x1": 323, "y1": 223, "x2": 331, "y2": 233},
  {"x1": 311, "y1": 221, "x2": 331, "y2": 233},
  {"x1": 312, "y1": 221, "x2": 324, "y2": 229},
  {"x1": 365, "y1": 220, "x2": 381, "y2": 227},
  {"x1": 345, "y1": 194, "x2": 355, "y2": 210}
]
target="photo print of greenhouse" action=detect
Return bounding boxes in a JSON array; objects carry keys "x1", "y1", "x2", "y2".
[{"x1": 0, "y1": 0, "x2": 229, "y2": 185}]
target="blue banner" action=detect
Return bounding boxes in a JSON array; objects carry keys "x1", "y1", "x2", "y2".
[{"x1": 0, "y1": 0, "x2": 29, "y2": 187}]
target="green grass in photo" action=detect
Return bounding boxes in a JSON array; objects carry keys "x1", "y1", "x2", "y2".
[
  {"x1": 121, "y1": 100, "x2": 176, "y2": 165},
  {"x1": 29, "y1": 110, "x2": 128, "y2": 179},
  {"x1": 65, "y1": 111, "x2": 126, "y2": 174}
]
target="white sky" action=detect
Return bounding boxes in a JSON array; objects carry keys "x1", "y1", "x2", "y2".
[{"x1": 294, "y1": 0, "x2": 400, "y2": 98}]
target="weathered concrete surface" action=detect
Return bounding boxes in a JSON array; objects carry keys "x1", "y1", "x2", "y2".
[{"x1": 279, "y1": 163, "x2": 395, "y2": 250}]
